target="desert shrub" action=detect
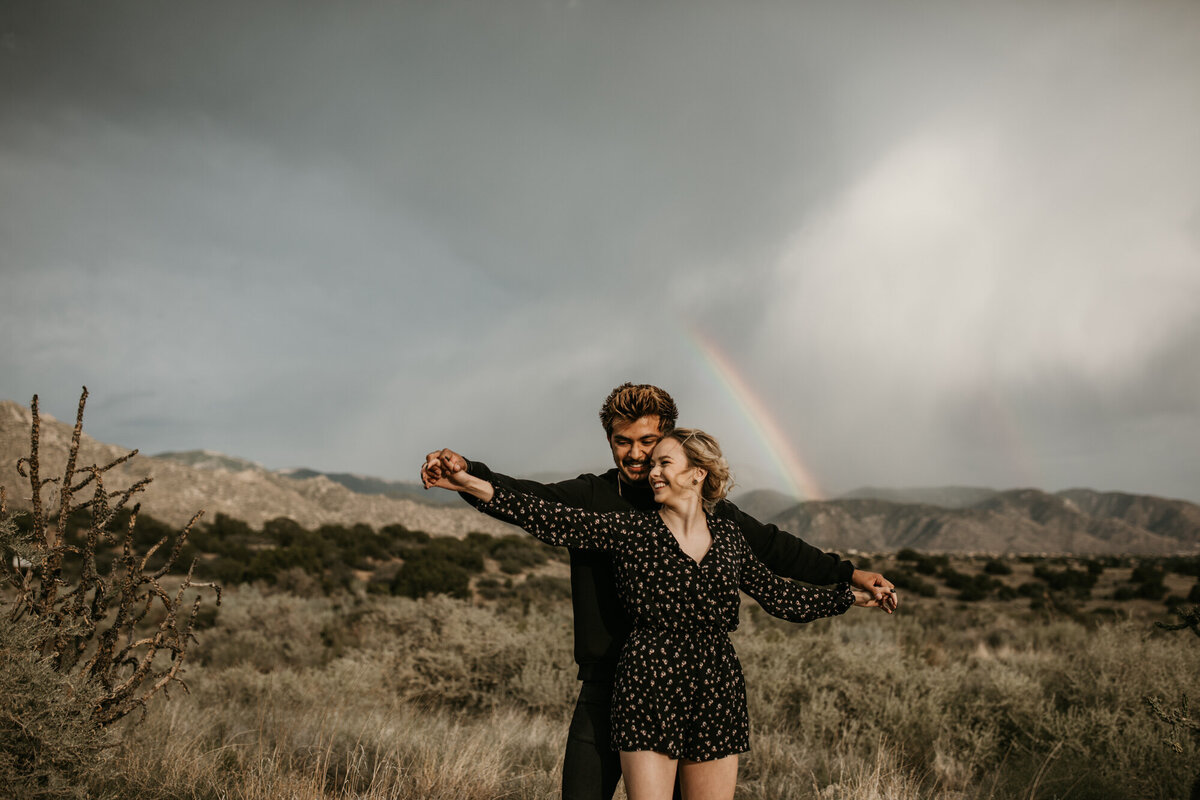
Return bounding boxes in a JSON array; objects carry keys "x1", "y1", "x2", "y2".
[
  {"x1": 317, "y1": 522, "x2": 391, "y2": 568},
  {"x1": 1132, "y1": 562, "x2": 1166, "y2": 585},
  {"x1": 983, "y1": 559, "x2": 1012, "y2": 575},
  {"x1": 939, "y1": 567, "x2": 973, "y2": 591},
  {"x1": 1138, "y1": 580, "x2": 1169, "y2": 600},
  {"x1": 1166, "y1": 557, "x2": 1200, "y2": 578},
  {"x1": 1033, "y1": 564, "x2": 1097, "y2": 596},
  {"x1": 475, "y1": 576, "x2": 510, "y2": 600},
  {"x1": 502, "y1": 575, "x2": 574, "y2": 613},
  {"x1": 896, "y1": 548, "x2": 920, "y2": 561},
  {"x1": 381, "y1": 523, "x2": 431, "y2": 546},
  {"x1": 956, "y1": 582, "x2": 990, "y2": 602},
  {"x1": 1113, "y1": 586, "x2": 1138, "y2": 602},
  {"x1": 489, "y1": 535, "x2": 550, "y2": 574},
  {"x1": 207, "y1": 511, "x2": 255, "y2": 541},
  {"x1": 1188, "y1": 583, "x2": 1200, "y2": 604},
  {"x1": 392, "y1": 555, "x2": 472, "y2": 599},
  {"x1": 912, "y1": 554, "x2": 949, "y2": 575},
  {"x1": 889, "y1": 570, "x2": 937, "y2": 597},
  {"x1": 0, "y1": 615, "x2": 108, "y2": 798},
  {"x1": 425, "y1": 537, "x2": 485, "y2": 572}
]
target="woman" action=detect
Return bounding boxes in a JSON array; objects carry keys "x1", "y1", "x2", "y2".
[{"x1": 425, "y1": 429, "x2": 869, "y2": 800}]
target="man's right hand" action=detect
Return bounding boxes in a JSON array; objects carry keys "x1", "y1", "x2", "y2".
[{"x1": 421, "y1": 448, "x2": 468, "y2": 489}]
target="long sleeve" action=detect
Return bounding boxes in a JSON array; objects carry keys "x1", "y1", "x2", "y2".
[
  {"x1": 466, "y1": 460, "x2": 600, "y2": 508},
  {"x1": 716, "y1": 500, "x2": 855, "y2": 585},
  {"x1": 734, "y1": 528, "x2": 854, "y2": 623},
  {"x1": 477, "y1": 486, "x2": 633, "y2": 552}
]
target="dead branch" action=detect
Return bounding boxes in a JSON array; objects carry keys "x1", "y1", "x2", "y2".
[{"x1": 0, "y1": 388, "x2": 221, "y2": 728}]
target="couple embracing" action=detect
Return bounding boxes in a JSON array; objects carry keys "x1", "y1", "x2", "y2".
[{"x1": 421, "y1": 383, "x2": 898, "y2": 800}]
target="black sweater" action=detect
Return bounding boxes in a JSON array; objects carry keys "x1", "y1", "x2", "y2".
[{"x1": 464, "y1": 461, "x2": 855, "y2": 681}]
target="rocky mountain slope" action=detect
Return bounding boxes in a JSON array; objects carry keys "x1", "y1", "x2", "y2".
[
  {"x1": 5, "y1": 399, "x2": 1197, "y2": 553},
  {"x1": 0, "y1": 401, "x2": 514, "y2": 538},
  {"x1": 768, "y1": 487, "x2": 1200, "y2": 555}
]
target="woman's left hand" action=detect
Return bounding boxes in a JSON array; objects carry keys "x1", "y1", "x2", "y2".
[{"x1": 851, "y1": 588, "x2": 894, "y2": 608}]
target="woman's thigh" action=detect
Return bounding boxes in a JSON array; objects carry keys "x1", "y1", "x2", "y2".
[
  {"x1": 678, "y1": 755, "x2": 737, "y2": 800},
  {"x1": 619, "y1": 750, "x2": 677, "y2": 800}
]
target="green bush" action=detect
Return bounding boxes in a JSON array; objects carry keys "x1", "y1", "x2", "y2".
[
  {"x1": 391, "y1": 555, "x2": 472, "y2": 599},
  {"x1": 983, "y1": 559, "x2": 1013, "y2": 576},
  {"x1": 1033, "y1": 564, "x2": 1096, "y2": 596},
  {"x1": 489, "y1": 535, "x2": 550, "y2": 575},
  {"x1": 380, "y1": 524, "x2": 431, "y2": 546},
  {"x1": 890, "y1": 570, "x2": 937, "y2": 597}
]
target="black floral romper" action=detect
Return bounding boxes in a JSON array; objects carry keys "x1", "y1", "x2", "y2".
[{"x1": 479, "y1": 487, "x2": 854, "y2": 762}]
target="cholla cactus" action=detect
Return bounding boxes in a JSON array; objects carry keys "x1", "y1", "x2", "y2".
[
  {"x1": 1146, "y1": 607, "x2": 1200, "y2": 755},
  {"x1": 0, "y1": 388, "x2": 220, "y2": 725}
]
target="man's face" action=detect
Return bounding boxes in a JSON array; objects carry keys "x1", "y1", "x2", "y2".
[{"x1": 608, "y1": 414, "x2": 664, "y2": 483}]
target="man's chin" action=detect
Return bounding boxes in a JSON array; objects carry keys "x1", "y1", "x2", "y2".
[{"x1": 620, "y1": 468, "x2": 649, "y2": 483}]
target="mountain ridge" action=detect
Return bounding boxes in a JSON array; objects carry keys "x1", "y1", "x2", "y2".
[
  {"x1": 0, "y1": 400, "x2": 514, "y2": 537},
  {"x1": 4, "y1": 399, "x2": 1198, "y2": 553}
]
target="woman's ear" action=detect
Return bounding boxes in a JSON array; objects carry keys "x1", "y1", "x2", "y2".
[{"x1": 692, "y1": 467, "x2": 708, "y2": 486}]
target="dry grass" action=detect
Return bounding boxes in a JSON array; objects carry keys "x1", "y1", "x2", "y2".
[{"x1": 77, "y1": 589, "x2": 1199, "y2": 800}]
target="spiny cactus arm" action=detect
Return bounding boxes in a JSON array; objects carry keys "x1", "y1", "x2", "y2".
[
  {"x1": 83, "y1": 510, "x2": 145, "y2": 682},
  {"x1": 99, "y1": 577, "x2": 201, "y2": 724},
  {"x1": 68, "y1": 448, "x2": 140, "y2": 496},
  {"x1": 1145, "y1": 694, "x2": 1198, "y2": 754},
  {"x1": 149, "y1": 510, "x2": 204, "y2": 580},
  {"x1": 1155, "y1": 606, "x2": 1200, "y2": 637},
  {"x1": 53, "y1": 388, "x2": 89, "y2": 548}
]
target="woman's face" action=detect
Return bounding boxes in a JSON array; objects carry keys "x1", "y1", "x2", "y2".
[{"x1": 648, "y1": 437, "x2": 704, "y2": 506}]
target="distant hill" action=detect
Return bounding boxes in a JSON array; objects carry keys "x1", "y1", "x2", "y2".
[
  {"x1": 730, "y1": 488, "x2": 802, "y2": 522},
  {"x1": 838, "y1": 486, "x2": 1000, "y2": 508},
  {"x1": 5, "y1": 399, "x2": 1199, "y2": 554},
  {"x1": 273, "y1": 467, "x2": 461, "y2": 506},
  {"x1": 768, "y1": 487, "x2": 1200, "y2": 555},
  {"x1": 0, "y1": 401, "x2": 514, "y2": 537},
  {"x1": 152, "y1": 451, "x2": 462, "y2": 507}
]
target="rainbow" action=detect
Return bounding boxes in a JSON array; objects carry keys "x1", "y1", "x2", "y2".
[{"x1": 684, "y1": 328, "x2": 825, "y2": 501}]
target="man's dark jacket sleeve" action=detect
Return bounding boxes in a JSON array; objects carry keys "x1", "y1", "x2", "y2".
[
  {"x1": 715, "y1": 500, "x2": 854, "y2": 586},
  {"x1": 463, "y1": 459, "x2": 598, "y2": 508}
]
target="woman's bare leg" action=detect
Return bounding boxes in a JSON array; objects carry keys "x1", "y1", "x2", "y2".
[
  {"x1": 677, "y1": 755, "x2": 737, "y2": 800},
  {"x1": 620, "y1": 751, "x2": 678, "y2": 800}
]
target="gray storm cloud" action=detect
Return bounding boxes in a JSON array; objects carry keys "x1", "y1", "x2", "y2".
[{"x1": 2, "y1": 0, "x2": 1198, "y2": 500}]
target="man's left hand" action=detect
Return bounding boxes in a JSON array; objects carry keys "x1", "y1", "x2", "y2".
[{"x1": 852, "y1": 569, "x2": 898, "y2": 613}]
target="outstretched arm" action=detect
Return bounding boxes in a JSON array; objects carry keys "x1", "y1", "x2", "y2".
[
  {"x1": 423, "y1": 447, "x2": 601, "y2": 508},
  {"x1": 424, "y1": 452, "x2": 627, "y2": 552},
  {"x1": 733, "y1": 526, "x2": 861, "y2": 623},
  {"x1": 719, "y1": 501, "x2": 898, "y2": 613}
]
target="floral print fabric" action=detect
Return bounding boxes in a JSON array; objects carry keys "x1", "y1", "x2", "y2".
[{"x1": 480, "y1": 487, "x2": 853, "y2": 761}]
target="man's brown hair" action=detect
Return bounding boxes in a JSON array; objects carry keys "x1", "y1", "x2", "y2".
[{"x1": 598, "y1": 383, "x2": 679, "y2": 437}]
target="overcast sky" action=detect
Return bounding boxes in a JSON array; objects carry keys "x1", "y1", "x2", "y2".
[{"x1": 2, "y1": 0, "x2": 1199, "y2": 502}]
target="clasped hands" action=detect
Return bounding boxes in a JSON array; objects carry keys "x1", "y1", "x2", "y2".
[{"x1": 420, "y1": 448, "x2": 899, "y2": 614}]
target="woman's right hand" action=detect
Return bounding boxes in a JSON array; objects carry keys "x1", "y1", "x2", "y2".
[{"x1": 420, "y1": 449, "x2": 494, "y2": 501}]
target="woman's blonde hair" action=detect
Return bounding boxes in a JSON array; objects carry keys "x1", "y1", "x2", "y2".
[{"x1": 663, "y1": 428, "x2": 733, "y2": 512}]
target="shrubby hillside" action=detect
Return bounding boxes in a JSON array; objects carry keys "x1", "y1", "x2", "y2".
[{"x1": 0, "y1": 400, "x2": 513, "y2": 537}]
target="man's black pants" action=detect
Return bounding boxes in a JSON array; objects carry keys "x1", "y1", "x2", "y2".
[{"x1": 562, "y1": 680, "x2": 622, "y2": 800}]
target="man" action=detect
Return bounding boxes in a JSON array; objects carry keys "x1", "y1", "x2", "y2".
[{"x1": 421, "y1": 382, "x2": 896, "y2": 800}]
